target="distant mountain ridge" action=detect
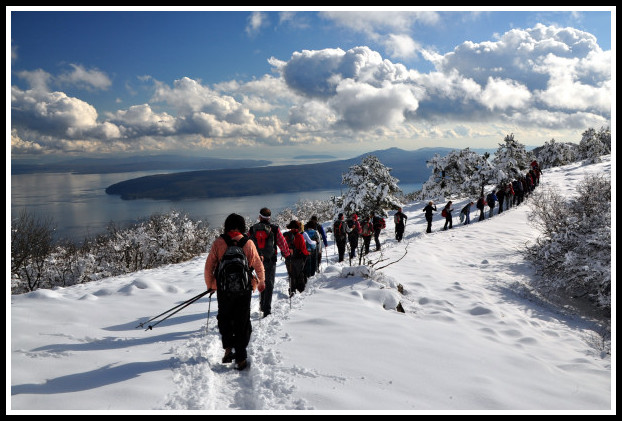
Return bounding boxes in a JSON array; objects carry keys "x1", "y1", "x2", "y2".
[{"x1": 105, "y1": 147, "x2": 458, "y2": 200}]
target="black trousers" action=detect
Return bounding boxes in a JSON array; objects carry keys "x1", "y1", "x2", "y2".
[
  {"x1": 395, "y1": 224, "x2": 405, "y2": 241},
  {"x1": 260, "y1": 259, "x2": 276, "y2": 315},
  {"x1": 286, "y1": 256, "x2": 307, "y2": 293},
  {"x1": 425, "y1": 216, "x2": 433, "y2": 233},
  {"x1": 217, "y1": 290, "x2": 252, "y2": 362},
  {"x1": 362, "y1": 235, "x2": 372, "y2": 254},
  {"x1": 336, "y1": 237, "x2": 347, "y2": 262},
  {"x1": 348, "y1": 236, "x2": 359, "y2": 258}
]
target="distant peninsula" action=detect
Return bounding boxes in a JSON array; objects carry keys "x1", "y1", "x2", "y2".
[{"x1": 105, "y1": 147, "x2": 454, "y2": 200}]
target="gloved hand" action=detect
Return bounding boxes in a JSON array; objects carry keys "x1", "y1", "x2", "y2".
[{"x1": 257, "y1": 282, "x2": 266, "y2": 293}]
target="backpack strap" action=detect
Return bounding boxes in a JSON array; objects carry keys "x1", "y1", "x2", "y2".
[{"x1": 221, "y1": 233, "x2": 249, "y2": 248}]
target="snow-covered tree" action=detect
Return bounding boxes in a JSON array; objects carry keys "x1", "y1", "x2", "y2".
[
  {"x1": 491, "y1": 133, "x2": 534, "y2": 183},
  {"x1": 526, "y1": 174, "x2": 611, "y2": 314},
  {"x1": 421, "y1": 148, "x2": 496, "y2": 199},
  {"x1": 579, "y1": 127, "x2": 611, "y2": 163},
  {"x1": 339, "y1": 155, "x2": 402, "y2": 217},
  {"x1": 536, "y1": 138, "x2": 579, "y2": 169}
]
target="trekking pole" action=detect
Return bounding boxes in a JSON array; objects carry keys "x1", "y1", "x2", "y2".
[
  {"x1": 137, "y1": 290, "x2": 209, "y2": 331},
  {"x1": 144, "y1": 292, "x2": 206, "y2": 331},
  {"x1": 136, "y1": 290, "x2": 208, "y2": 329},
  {"x1": 206, "y1": 290, "x2": 214, "y2": 332}
]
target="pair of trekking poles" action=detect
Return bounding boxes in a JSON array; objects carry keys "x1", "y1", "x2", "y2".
[{"x1": 136, "y1": 289, "x2": 214, "y2": 331}]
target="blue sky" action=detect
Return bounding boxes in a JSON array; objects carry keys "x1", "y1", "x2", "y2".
[{"x1": 8, "y1": 7, "x2": 614, "y2": 162}]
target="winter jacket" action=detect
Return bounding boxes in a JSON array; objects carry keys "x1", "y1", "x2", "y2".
[
  {"x1": 284, "y1": 229, "x2": 311, "y2": 258},
  {"x1": 204, "y1": 230, "x2": 265, "y2": 292},
  {"x1": 423, "y1": 204, "x2": 437, "y2": 219}
]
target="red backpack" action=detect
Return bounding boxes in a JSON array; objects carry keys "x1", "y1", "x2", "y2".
[{"x1": 250, "y1": 222, "x2": 275, "y2": 259}]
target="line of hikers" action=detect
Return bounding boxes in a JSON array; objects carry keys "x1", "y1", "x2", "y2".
[
  {"x1": 426, "y1": 161, "x2": 542, "y2": 232},
  {"x1": 203, "y1": 208, "x2": 350, "y2": 370},
  {"x1": 202, "y1": 162, "x2": 542, "y2": 370}
]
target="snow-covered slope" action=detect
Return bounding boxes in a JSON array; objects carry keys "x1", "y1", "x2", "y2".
[{"x1": 10, "y1": 156, "x2": 612, "y2": 413}]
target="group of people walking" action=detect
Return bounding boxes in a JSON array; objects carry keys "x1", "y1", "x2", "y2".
[
  {"x1": 430, "y1": 161, "x2": 542, "y2": 231},
  {"x1": 202, "y1": 207, "x2": 330, "y2": 370},
  {"x1": 202, "y1": 162, "x2": 542, "y2": 371}
]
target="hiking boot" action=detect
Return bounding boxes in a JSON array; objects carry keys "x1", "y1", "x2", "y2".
[
  {"x1": 222, "y1": 348, "x2": 234, "y2": 364},
  {"x1": 235, "y1": 359, "x2": 248, "y2": 371}
]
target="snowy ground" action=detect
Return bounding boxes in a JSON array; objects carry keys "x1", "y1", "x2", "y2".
[{"x1": 9, "y1": 156, "x2": 613, "y2": 414}]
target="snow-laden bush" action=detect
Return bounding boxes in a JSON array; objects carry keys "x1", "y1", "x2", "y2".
[
  {"x1": 525, "y1": 174, "x2": 611, "y2": 316},
  {"x1": 273, "y1": 198, "x2": 336, "y2": 228},
  {"x1": 11, "y1": 210, "x2": 216, "y2": 294}
]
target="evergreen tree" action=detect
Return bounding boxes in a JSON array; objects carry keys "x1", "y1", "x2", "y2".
[
  {"x1": 339, "y1": 155, "x2": 402, "y2": 217},
  {"x1": 579, "y1": 126, "x2": 611, "y2": 163},
  {"x1": 421, "y1": 148, "x2": 496, "y2": 199},
  {"x1": 536, "y1": 138, "x2": 579, "y2": 169},
  {"x1": 491, "y1": 133, "x2": 534, "y2": 183}
]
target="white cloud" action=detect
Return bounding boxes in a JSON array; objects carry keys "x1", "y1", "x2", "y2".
[
  {"x1": 10, "y1": 22, "x2": 611, "y2": 157},
  {"x1": 383, "y1": 34, "x2": 420, "y2": 59},
  {"x1": 57, "y1": 64, "x2": 112, "y2": 91},
  {"x1": 479, "y1": 77, "x2": 531, "y2": 111},
  {"x1": 331, "y1": 80, "x2": 419, "y2": 130},
  {"x1": 246, "y1": 11, "x2": 268, "y2": 37},
  {"x1": 11, "y1": 86, "x2": 99, "y2": 136}
]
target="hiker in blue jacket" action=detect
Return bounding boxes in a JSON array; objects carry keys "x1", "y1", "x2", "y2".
[
  {"x1": 311, "y1": 215, "x2": 327, "y2": 268},
  {"x1": 486, "y1": 190, "x2": 497, "y2": 218}
]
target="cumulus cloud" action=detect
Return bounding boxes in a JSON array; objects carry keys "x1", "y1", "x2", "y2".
[
  {"x1": 480, "y1": 77, "x2": 531, "y2": 111},
  {"x1": 431, "y1": 23, "x2": 606, "y2": 93},
  {"x1": 11, "y1": 86, "x2": 99, "y2": 136},
  {"x1": 10, "y1": 22, "x2": 611, "y2": 156},
  {"x1": 275, "y1": 46, "x2": 419, "y2": 130},
  {"x1": 384, "y1": 34, "x2": 420, "y2": 59}
]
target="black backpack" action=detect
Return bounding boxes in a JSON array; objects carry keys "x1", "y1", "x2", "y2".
[
  {"x1": 249, "y1": 222, "x2": 276, "y2": 260},
  {"x1": 216, "y1": 234, "x2": 252, "y2": 294}
]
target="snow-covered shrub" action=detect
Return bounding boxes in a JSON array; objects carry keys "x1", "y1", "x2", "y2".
[
  {"x1": 526, "y1": 174, "x2": 611, "y2": 316},
  {"x1": 273, "y1": 198, "x2": 336, "y2": 228},
  {"x1": 11, "y1": 210, "x2": 216, "y2": 294}
]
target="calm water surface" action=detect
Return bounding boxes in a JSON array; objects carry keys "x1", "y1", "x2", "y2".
[{"x1": 10, "y1": 171, "x2": 421, "y2": 243}]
